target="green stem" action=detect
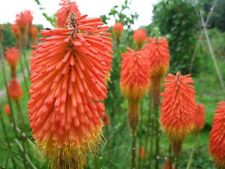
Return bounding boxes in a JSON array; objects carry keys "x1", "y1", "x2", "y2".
[
  {"x1": 131, "y1": 130, "x2": 137, "y2": 169},
  {"x1": 94, "y1": 155, "x2": 99, "y2": 169},
  {"x1": 151, "y1": 76, "x2": 162, "y2": 169},
  {"x1": 154, "y1": 105, "x2": 160, "y2": 169},
  {"x1": 186, "y1": 134, "x2": 198, "y2": 169},
  {"x1": 0, "y1": 109, "x2": 17, "y2": 168},
  {"x1": 15, "y1": 101, "x2": 28, "y2": 169},
  {"x1": 21, "y1": 49, "x2": 30, "y2": 77},
  {"x1": 168, "y1": 144, "x2": 173, "y2": 169},
  {"x1": 18, "y1": 43, "x2": 29, "y2": 92},
  {"x1": 144, "y1": 92, "x2": 153, "y2": 169}
]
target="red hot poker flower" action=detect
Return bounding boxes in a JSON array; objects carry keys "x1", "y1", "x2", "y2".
[
  {"x1": 16, "y1": 10, "x2": 33, "y2": 32},
  {"x1": 5, "y1": 47, "x2": 20, "y2": 78},
  {"x1": 113, "y1": 22, "x2": 123, "y2": 40},
  {"x1": 28, "y1": 12, "x2": 112, "y2": 169},
  {"x1": 160, "y1": 72, "x2": 196, "y2": 155},
  {"x1": 210, "y1": 101, "x2": 225, "y2": 168},
  {"x1": 120, "y1": 49, "x2": 149, "y2": 131},
  {"x1": 4, "y1": 104, "x2": 11, "y2": 116},
  {"x1": 120, "y1": 49, "x2": 149, "y2": 100},
  {"x1": 133, "y1": 29, "x2": 147, "y2": 49},
  {"x1": 145, "y1": 37, "x2": 170, "y2": 78},
  {"x1": 56, "y1": 0, "x2": 81, "y2": 27},
  {"x1": 194, "y1": 104, "x2": 205, "y2": 134},
  {"x1": 5, "y1": 48, "x2": 20, "y2": 68},
  {"x1": 8, "y1": 78, "x2": 23, "y2": 101}
]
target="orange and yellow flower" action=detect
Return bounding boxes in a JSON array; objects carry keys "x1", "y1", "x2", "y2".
[
  {"x1": 120, "y1": 49, "x2": 149, "y2": 100},
  {"x1": 5, "y1": 48, "x2": 20, "y2": 68},
  {"x1": 145, "y1": 37, "x2": 170, "y2": 79},
  {"x1": 160, "y1": 73, "x2": 196, "y2": 154},
  {"x1": 133, "y1": 29, "x2": 146, "y2": 49},
  {"x1": 120, "y1": 48, "x2": 149, "y2": 130},
  {"x1": 28, "y1": 6, "x2": 112, "y2": 169},
  {"x1": 15, "y1": 10, "x2": 33, "y2": 33},
  {"x1": 113, "y1": 22, "x2": 123, "y2": 40},
  {"x1": 8, "y1": 78, "x2": 23, "y2": 101},
  {"x1": 5, "y1": 47, "x2": 20, "y2": 78},
  {"x1": 210, "y1": 101, "x2": 225, "y2": 168}
]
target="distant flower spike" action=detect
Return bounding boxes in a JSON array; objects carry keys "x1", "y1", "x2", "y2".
[
  {"x1": 5, "y1": 48, "x2": 20, "y2": 68},
  {"x1": 4, "y1": 104, "x2": 11, "y2": 116},
  {"x1": 113, "y1": 22, "x2": 123, "y2": 41},
  {"x1": 210, "y1": 101, "x2": 225, "y2": 168},
  {"x1": 160, "y1": 73, "x2": 196, "y2": 155},
  {"x1": 28, "y1": 9, "x2": 112, "y2": 169},
  {"x1": 133, "y1": 29, "x2": 146, "y2": 49},
  {"x1": 145, "y1": 37, "x2": 170, "y2": 78},
  {"x1": 16, "y1": 10, "x2": 33, "y2": 32},
  {"x1": 8, "y1": 79, "x2": 23, "y2": 101}
]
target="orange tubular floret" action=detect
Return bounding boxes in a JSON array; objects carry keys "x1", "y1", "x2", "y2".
[{"x1": 160, "y1": 72, "x2": 196, "y2": 154}]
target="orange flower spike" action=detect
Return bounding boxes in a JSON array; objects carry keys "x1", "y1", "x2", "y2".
[
  {"x1": 160, "y1": 72, "x2": 196, "y2": 155},
  {"x1": 16, "y1": 10, "x2": 33, "y2": 31},
  {"x1": 113, "y1": 22, "x2": 123, "y2": 41},
  {"x1": 210, "y1": 102, "x2": 225, "y2": 168},
  {"x1": 5, "y1": 48, "x2": 20, "y2": 67},
  {"x1": 56, "y1": 0, "x2": 81, "y2": 27},
  {"x1": 145, "y1": 37, "x2": 170, "y2": 78},
  {"x1": 120, "y1": 49, "x2": 150, "y2": 100},
  {"x1": 120, "y1": 49, "x2": 149, "y2": 131},
  {"x1": 8, "y1": 79, "x2": 23, "y2": 101},
  {"x1": 133, "y1": 29, "x2": 147, "y2": 50},
  {"x1": 28, "y1": 10, "x2": 112, "y2": 169},
  {"x1": 4, "y1": 104, "x2": 11, "y2": 116},
  {"x1": 193, "y1": 104, "x2": 205, "y2": 134}
]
